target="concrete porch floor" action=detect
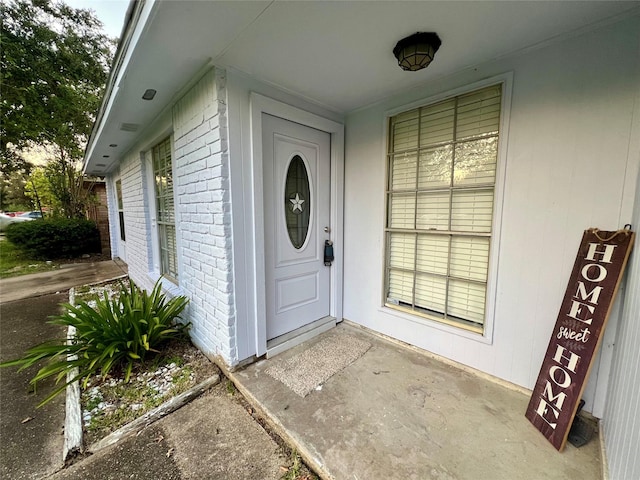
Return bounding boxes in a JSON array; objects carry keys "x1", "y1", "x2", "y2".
[{"x1": 230, "y1": 322, "x2": 602, "y2": 480}]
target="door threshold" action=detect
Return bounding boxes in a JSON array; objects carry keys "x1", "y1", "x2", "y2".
[{"x1": 266, "y1": 316, "x2": 336, "y2": 358}]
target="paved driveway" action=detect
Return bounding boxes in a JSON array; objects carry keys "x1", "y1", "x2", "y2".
[
  {"x1": 0, "y1": 261, "x2": 127, "y2": 479},
  {"x1": 0, "y1": 261, "x2": 126, "y2": 303},
  {"x1": 0, "y1": 293, "x2": 68, "y2": 480}
]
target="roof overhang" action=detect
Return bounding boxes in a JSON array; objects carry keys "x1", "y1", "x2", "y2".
[{"x1": 84, "y1": 0, "x2": 640, "y2": 175}]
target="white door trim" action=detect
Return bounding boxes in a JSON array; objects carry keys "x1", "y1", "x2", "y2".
[
  {"x1": 250, "y1": 93, "x2": 344, "y2": 357},
  {"x1": 112, "y1": 175, "x2": 127, "y2": 263}
]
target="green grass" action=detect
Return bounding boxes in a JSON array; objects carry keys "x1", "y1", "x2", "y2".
[
  {"x1": 226, "y1": 379, "x2": 237, "y2": 396},
  {"x1": 169, "y1": 367, "x2": 193, "y2": 393},
  {"x1": 281, "y1": 450, "x2": 318, "y2": 480},
  {"x1": 0, "y1": 238, "x2": 59, "y2": 278},
  {"x1": 281, "y1": 450, "x2": 303, "y2": 480}
]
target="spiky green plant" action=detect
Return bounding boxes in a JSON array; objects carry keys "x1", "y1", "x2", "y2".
[{"x1": 0, "y1": 279, "x2": 190, "y2": 406}]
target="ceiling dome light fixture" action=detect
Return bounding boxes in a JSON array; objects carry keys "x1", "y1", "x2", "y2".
[{"x1": 393, "y1": 32, "x2": 441, "y2": 71}]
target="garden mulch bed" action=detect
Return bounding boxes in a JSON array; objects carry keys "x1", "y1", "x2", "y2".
[
  {"x1": 71, "y1": 279, "x2": 219, "y2": 446},
  {"x1": 80, "y1": 338, "x2": 219, "y2": 446}
]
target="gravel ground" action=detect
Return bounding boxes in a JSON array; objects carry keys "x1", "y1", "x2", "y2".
[
  {"x1": 71, "y1": 279, "x2": 219, "y2": 446},
  {"x1": 81, "y1": 340, "x2": 218, "y2": 445}
]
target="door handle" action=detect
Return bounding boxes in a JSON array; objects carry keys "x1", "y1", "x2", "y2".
[{"x1": 324, "y1": 240, "x2": 334, "y2": 266}]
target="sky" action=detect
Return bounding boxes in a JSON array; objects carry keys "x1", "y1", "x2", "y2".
[
  {"x1": 64, "y1": 0, "x2": 130, "y2": 39},
  {"x1": 21, "y1": 1, "x2": 130, "y2": 167}
]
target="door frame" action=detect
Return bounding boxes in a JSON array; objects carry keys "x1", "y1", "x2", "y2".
[{"x1": 250, "y1": 93, "x2": 344, "y2": 357}]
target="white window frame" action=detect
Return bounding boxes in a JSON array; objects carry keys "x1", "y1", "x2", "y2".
[
  {"x1": 148, "y1": 136, "x2": 179, "y2": 285},
  {"x1": 382, "y1": 73, "x2": 512, "y2": 343},
  {"x1": 115, "y1": 178, "x2": 126, "y2": 242}
]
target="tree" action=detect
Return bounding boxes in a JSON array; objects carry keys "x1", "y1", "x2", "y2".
[
  {"x1": 0, "y1": 0, "x2": 112, "y2": 215},
  {"x1": 0, "y1": 166, "x2": 33, "y2": 212},
  {"x1": 24, "y1": 166, "x2": 55, "y2": 214}
]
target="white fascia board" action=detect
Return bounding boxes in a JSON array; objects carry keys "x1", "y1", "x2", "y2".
[{"x1": 83, "y1": 0, "x2": 159, "y2": 172}]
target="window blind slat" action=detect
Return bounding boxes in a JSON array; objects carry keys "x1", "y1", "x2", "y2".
[
  {"x1": 390, "y1": 153, "x2": 418, "y2": 189},
  {"x1": 450, "y1": 237, "x2": 489, "y2": 282},
  {"x1": 457, "y1": 111, "x2": 500, "y2": 136},
  {"x1": 447, "y1": 279, "x2": 486, "y2": 324},
  {"x1": 416, "y1": 234, "x2": 449, "y2": 275},
  {"x1": 451, "y1": 190, "x2": 494, "y2": 232},
  {"x1": 420, "y1": 99, "x2": 455, "y2": 147},
  {"x1": 388, "y1": 269, "x2": 414, "y2": 304},
  {"x1": 415, "y1": 273, "x2": 446, "y2": 313},
  {"x1": 153, "y1": 137, "x2": 178, "y2": 280},
  {"x1": 416, "y1": 192, "x2": 450, "y2": 230},
  {"x1": 389, "y1": 233, "x2": 416, "y2": 270},
  {"x1": 166, "y1": 224, "x2": 177, "y2": 277},
  {"x1": 453, "y1": 138, "x2": 498, "y2": 186},
  {"x1": 418, "y1": 146, "x2": 452, "y2": 189},
  {"x1": 389, "y1": 193, "x2": 416, "y2": 229},
  {"x1": 385, "y1": 84, "x2": 501, "y2": 327},
  {"x1": 392, "y1": 111, "x2": 419, "y2": 151}
]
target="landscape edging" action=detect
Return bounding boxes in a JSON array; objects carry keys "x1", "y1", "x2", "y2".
[
  {"x1": 87, "y1": 375, "x2": 220, "y2": 453},
  {"x1": 63, "y1": 288, "x2": 82, "y2": 461},
  {"x1": 62, "y1": 275, "x2": 219, "y2": 462}
]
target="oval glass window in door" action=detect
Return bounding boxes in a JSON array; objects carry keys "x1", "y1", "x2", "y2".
[{"x1": 284, "y1": 155, "x2": 311, "y2": 249}]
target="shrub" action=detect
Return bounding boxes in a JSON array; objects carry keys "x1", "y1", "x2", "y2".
[
  {"x1": 0, "y1": 280, "x2": 190, "y2": 406},
  {"x1": 5, "y1": 218, "x2": 101, "y2": 259}
]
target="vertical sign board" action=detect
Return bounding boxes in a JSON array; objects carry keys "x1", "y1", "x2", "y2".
[{"x1": 525, "y1": 228, "x2": 635, "y2": 451}]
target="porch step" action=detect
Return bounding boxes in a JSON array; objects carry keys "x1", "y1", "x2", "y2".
[{"x1": 266, "y1": 316, "x2": 336, "y2": 358}]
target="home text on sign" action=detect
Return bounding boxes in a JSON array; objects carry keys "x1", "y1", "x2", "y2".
[{"x1": 525, "y1": 228, "x2": 635, "y2": 451}]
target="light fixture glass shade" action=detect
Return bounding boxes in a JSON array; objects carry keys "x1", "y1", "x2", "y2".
[{"x1": 393, "y1": 32, "x2": 442, "y2": 71}]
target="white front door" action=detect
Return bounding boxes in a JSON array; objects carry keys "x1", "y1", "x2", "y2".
[{"x1": 263, "y1": 114, "x2": 331, "y2": 340}]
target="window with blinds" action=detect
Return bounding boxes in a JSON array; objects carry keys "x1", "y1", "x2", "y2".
[
  {"x1": 115, "y1": 179, "x2": 125, "y2": 242},
  {"x1": 385, "y1": 85, "x2": 502, "y2": 331},
  {"x1": 152, "y1": 137, "x2": 178, "y2": 281}
]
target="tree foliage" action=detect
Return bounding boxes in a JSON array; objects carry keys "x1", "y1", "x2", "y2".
[
  {"x1": 0, "y1": 165, "x2": 33, "y2": 211},
  {"x1": 1, "y1": 0, "x2": 113, "y2": 214},
  {"x1": 24, "y1": 165, "x2": 55, "y2": 212}
]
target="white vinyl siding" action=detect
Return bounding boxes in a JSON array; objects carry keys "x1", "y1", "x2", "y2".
[
  {"x1": 152, "y1": 137, "x2": 178, "y2": 281},
  {"x1": 385, "y1": 85, "x2": 502, "y2": 330}
]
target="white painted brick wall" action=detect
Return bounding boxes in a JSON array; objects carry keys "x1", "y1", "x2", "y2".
[
  {"x1": 105, "y1": 67, "x2": 236, "y2": 366},
  {"x1": 118, "y1": 151, "x2": 154, "y2": 291},
  {"x1": 172, "y1": 68, "x2": 237, "y2": 365}
]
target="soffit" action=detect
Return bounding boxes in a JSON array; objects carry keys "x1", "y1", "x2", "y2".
[{"x1": 85, "y1": 0, "x2": 639, "y2": 174}]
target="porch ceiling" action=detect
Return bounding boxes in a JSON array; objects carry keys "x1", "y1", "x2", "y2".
[{"x1": 85, "y1": 0, "x2": 639, "y2": 174}]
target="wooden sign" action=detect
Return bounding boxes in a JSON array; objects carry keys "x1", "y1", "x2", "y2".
[{"x1": 525, "y1": 228, "x2": 635, "y2": 451}]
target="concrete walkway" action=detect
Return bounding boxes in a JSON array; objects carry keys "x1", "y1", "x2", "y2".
[
  {"x1": 231, "y1": 322, "x2": 603, "y2": 480},
  {"x1": 0, "y1": 260, "x2": 127, "y2": 303},
  {"x1": 46, "y1": 382, "x2": 287, "y2": 480},
  {"x1": 0, "y1": 293, "x2": 68, "y2": 480},
  {"x1": 0, "y1": 262, "x2": 290, "y2": 480},
  {"x1": 0, "y1": 262, "x2": 604, "y2": 479},
  {"x1": 0, "y1": 261, "x2": 128, "y2": 479}
]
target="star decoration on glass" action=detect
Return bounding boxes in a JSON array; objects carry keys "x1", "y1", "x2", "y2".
[{"x1": 290, "y1": 193, "x2": 305, "y2": 213}]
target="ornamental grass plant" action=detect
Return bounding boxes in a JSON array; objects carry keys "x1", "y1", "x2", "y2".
[{"x1": 0, "y1": 280, "x2": 190, "y2": 406}]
